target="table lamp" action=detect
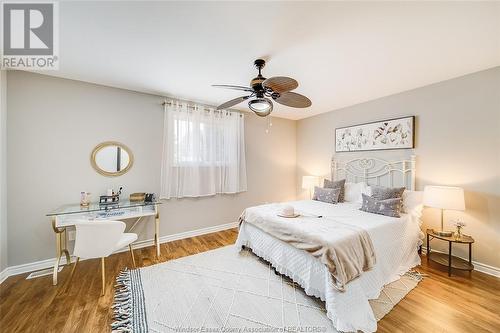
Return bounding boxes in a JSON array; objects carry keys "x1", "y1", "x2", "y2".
[
  {"x1": 302, "y1": 176, "x2": 320, "y2": 199},
  {"x1": 423, "y1": 185, "x2": 465, "y2": 237}
]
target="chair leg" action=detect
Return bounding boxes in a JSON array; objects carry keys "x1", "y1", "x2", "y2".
[
  {"x1": 101, "y1": 257, "x2": 106, "y2": 296},
  {"x1": 129, "y1": 244, "x2": 136, "y2": 268},
  {"x1": 64, "y1": 257, "x2": 79, "y2": 291}
]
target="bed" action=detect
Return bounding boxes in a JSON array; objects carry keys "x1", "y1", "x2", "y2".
[{"x1": 235, "y1": 156, "x2": 423, "y2": 333}]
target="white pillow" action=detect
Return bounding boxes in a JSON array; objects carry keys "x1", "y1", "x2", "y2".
[
  {"x1": 344, "y1": 182, "x2": 369, "y2": 203},
  {"x1": 402, "y1": 190, "x2": 424, "y2": 216}
]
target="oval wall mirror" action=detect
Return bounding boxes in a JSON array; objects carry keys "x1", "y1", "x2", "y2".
[{"x1": 91, "y1": 141, "x2": 134, "y2": 177}]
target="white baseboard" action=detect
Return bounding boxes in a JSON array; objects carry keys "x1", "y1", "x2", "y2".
[
  {"x1": 0, "y1": 256, "x2": 72, "y2": 284},
  {"x1": 128, "y1": 221, "x2": 238, "y2": 251},
  {"x1": 0, "y1": 221, "x2": 238, "y2": 284},
  {"x1": 0, "y1": 267, "x2": 10, "y2": 284},
  {"x1": 421, "y1": 248, "x2": 500, "y2": 278}
]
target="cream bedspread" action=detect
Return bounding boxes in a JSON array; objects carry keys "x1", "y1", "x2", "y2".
[{"x1": 239, "y1": 205, "x2": 376, "y2": 291}]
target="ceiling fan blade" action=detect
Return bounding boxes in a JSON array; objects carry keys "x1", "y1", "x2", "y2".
[
  {"x1": 262, "y1": 77, "x2": 298, "y2": 93},
  {"x1": 274, "y1": 92, "x2": 311, "y2": 108},
  {"x1": 212, "y1": 84, "x2": 254, "y2": 92},
  {"x1": 216, "y1": 96, "x2": 250, "y2": 110}
]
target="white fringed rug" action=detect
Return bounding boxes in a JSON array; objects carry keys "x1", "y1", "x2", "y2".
[{"x1": 112, "y1": 246, "x2": 421, "y2": 333}]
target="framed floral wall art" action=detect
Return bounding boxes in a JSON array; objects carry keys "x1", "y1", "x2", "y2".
[{"x1": 335, "y1": 116, "x2": 415, "y2": 152}]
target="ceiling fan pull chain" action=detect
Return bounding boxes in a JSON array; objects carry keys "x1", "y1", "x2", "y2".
[{"x1": 266, "y1": 116, "x2": 272, "y2": 134}]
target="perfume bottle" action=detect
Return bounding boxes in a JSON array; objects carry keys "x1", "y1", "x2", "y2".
[{"x1": 80, "y1": 192, "x2": 91, "y2": 207}]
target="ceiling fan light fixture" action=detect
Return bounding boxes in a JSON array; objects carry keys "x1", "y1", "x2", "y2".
[{"x1": 248, "y1": 98, "x2": 273, "y2": 117}]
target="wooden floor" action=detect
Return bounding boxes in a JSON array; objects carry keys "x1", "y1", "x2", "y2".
[{"x1": 1, "y1": 228, "x2": 499, "y2": 333}]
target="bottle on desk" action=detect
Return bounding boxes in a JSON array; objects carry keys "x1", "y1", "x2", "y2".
[{"x1": 80, "y1": 192, "x2": 91, "y2": 207}]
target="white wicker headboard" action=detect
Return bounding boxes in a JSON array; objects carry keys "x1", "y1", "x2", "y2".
[{"x1": 331, "y1": 155, "x2": 416, "y2": 190}]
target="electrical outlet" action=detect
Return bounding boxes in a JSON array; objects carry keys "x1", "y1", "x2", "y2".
[{"x1": 68, "y1": 230, "x2": 76, "y2": 241}]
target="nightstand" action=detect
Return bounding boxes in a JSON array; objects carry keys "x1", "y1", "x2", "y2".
[{"x1": 426, "y1": 229, "x2": 474, "y2": 276}]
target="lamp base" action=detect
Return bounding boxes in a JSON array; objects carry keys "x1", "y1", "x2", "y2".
[{"x1": 433, "y1": 229, "x2": 453, "y2": 237}]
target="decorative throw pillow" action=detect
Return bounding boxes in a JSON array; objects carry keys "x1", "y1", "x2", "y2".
[
  {"x1": 360, "y1": 194, "x2": 403, "y2": 217},
  {"x1": 344, "y1": 182, "x2": 369, "y2": 203},
  {"x1": 402, "y1": 190, "x2": 424, "y2": 216},
  {"x1": 370, "y1": 185, "x2": 405, "y2": 201},
  {"x1": 313, "y1": 186, "x2": 341, "y2": 204},
  {"x1": 323, "y1": 179, "x2": 346, "y2": 202}
]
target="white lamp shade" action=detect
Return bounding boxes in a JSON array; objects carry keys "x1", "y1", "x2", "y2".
[
  {"x1": 302, "y1": 176, "x2": 320, "y2": 190},
  {"x1": 423, "y1": 186, "x2": 465, "y2": 211}
]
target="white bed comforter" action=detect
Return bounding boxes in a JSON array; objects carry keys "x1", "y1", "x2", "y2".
[{"x1": 235, "y1": 200, "x2": 422, "y2": 333}]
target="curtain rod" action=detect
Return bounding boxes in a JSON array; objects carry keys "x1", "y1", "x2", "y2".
[{"x1": 161, "y1": 99, "x2": 245, "y2": 115}]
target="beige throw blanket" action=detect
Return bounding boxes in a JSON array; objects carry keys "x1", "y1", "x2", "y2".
[{"x1": 239, "y1": 205, "x2": 376, "y2": 291}]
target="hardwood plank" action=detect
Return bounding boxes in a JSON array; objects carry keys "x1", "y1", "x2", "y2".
[{"x1": 0, "y1": 228, "x2": 498, "y2": 333}]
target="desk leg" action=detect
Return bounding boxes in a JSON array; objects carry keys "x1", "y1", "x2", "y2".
[
  {"x1": 62, "y1": 229, "x2": 71, "y2": 264},
  {"x1": 51, "y1": 218, "x2": 69, "y2": 286},
  {"x1": 53, "y1": 230, "x2": 62, "y2": 285},
  {"x1": 155, "y1": 205, "x2": 160, "y2": 258}
]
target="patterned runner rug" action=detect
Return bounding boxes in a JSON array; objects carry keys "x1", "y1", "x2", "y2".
[{"x1": 112, "y1": 245, "x2": 421, "y2": 332}]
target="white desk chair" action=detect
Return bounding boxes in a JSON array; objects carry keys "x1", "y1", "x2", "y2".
[{"x1": 66, "y1": 220, "x2": 137, "y2": 296}]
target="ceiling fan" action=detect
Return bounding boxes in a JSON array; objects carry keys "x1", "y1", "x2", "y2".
[{"x1": 213, "y1": 59, "x2": 311, "y2": 117}]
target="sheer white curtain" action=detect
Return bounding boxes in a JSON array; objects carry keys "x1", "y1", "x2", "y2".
[{"x1": 160, "y1": 101, "x2": 247, "y2": 199}]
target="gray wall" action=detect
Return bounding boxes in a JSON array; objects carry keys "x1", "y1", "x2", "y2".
[
  {"x1": 6, "y1": 71, "x2": 297, "y2": 266},
  {"x1": 0, "y1": 71, "x2": 7, "y2": 272},
  {"x1": 296, "y1": 67, "x2": 500, "y2": 268}
]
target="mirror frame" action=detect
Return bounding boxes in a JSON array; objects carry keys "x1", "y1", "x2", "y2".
[{"x1": 90, "y1": 141, "x2": 134, "y2": 177}]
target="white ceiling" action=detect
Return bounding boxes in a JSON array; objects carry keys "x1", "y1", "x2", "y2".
[{"x1": 44, "y1": 1, "x2": 500, "y2": 120}]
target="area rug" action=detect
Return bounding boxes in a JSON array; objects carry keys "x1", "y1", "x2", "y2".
[{"x1": 112, "y1": 246, "x2": 421, "y2": 333}]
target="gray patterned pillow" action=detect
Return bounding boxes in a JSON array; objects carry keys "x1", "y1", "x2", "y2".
[
  {"x1": 360, "y1": 194, "x2": 403, "y2": 217},
  {"x1": 324, "y1": 179, "x2": 346, "y2": 202},
  {"x1": 313, "y1": 186, "x2": 341, "y2": 204},
  {"x1": 370, "y1": 185, "x2": 405, "y2": 200}
]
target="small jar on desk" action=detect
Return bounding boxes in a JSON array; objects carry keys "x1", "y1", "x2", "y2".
[{"x1": 426, "y1": 229, "x2": 474, "y2": 277}]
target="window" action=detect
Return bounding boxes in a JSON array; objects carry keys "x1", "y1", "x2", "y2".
[
  {"x1": 173, "y1": 120, "x2": 226, "y2": 166},
  {"x1": 160, "y1": 103, "x2": 247, "y2": 199}
]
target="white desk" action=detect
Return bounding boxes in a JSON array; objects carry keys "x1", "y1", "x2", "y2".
[{"x1": 47, "y1": 200, "x2": 161, "y2": 285}]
